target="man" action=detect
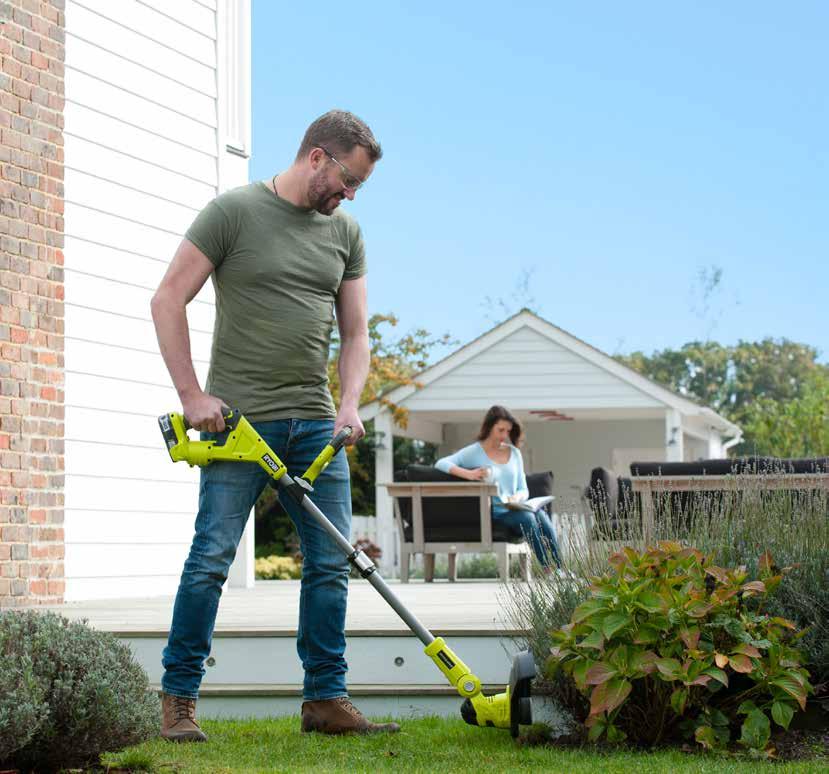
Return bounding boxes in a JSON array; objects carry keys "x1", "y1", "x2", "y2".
[{"x1": 150, "y1": 110, "x2": 398, "y2": 741}]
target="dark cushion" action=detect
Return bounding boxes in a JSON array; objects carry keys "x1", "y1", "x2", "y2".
[
  {"x1": 395, "y1": 464, "x2": 542, "y2": 544},
  {"x1": 585, "y1": 468, "x2": 640, "y2": 536},
  {"x1": 630, "y1": 457, "x2": 829, "y2": 476},
  {"x1": 527, "y1": 470, "x2": 554, "y2": 498}
]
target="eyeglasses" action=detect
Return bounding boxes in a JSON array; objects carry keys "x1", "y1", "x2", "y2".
[{"x1": 318, "y1": 146, "x2": 365, "y2": 191}]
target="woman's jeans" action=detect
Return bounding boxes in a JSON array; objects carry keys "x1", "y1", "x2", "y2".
[
  {"x1": 161, "y1": 418, "x2": 351, "y2": 701},
  {"x1": 492, "y1": 506, "x2": 562, "y2": 567}
]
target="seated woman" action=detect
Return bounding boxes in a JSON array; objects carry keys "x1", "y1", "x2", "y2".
[{"x1": 434, "y1": 405, "x2": 561, "y2": 569}]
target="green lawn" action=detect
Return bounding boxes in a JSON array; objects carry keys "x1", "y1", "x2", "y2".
[{"x1": 102, "y1": 716, "x2": 823, "y2": 773}]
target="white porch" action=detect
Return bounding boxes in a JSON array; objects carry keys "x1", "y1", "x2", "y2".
[
  {"x1": 360, "y1": 311, "x2": 741, "y2": 576},
  {"x1": 41, "y1": 579, "x2": 524, "y2": 719}
]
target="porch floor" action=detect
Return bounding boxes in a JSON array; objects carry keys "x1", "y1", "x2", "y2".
[{"x1": 44, "y1": 578, "x2": 525, "y2": 636}]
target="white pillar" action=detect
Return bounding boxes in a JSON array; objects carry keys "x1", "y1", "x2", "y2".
[
  {"x1": 227, "y1": 509, "x2": 255, "y2": 588},
  {"x1": 665, "y1": 409, "x2": 684, "y2": 462},
  {"x1": 374, "y1": 410, "x2": 397, "y2": 576},
  {"x1": 707, "y1": 431, "x2": 723, "y2": 459}
]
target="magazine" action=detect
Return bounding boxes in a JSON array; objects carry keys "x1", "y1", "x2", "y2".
[{"x1": 501, "y1": 495, "x2": 554, "y2": 512}]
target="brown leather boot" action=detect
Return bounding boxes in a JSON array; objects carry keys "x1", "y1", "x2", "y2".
[
  {"x1": 301, "y1": 697, "x2": 401, "y2": 735},
  {"x1": 161, "y1": 692, "x2": 208, "y2": 742}
]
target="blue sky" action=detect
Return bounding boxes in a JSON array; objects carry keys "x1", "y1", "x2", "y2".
[{"x1": 249, "y1": 1, "x2": 827, "y2": 364}]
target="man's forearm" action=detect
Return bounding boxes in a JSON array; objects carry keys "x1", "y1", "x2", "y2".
[
  {"x1": 337, "y1": 333, "x2": 370, "y2": 409},
  {"x1": 150, "y1": 295, "x2": 202, "y2": 401}
]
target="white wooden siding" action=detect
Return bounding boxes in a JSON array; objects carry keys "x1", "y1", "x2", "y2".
[
  {"x1": 64, "y1": 0, "x2": 226, "y2": 600},
  {"x1": 404, "y1": 327, "x2": 664, "y2": 412}
]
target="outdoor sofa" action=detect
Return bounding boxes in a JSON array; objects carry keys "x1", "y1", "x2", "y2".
[{"x1": 585, "y1": 456, "x2": 829, "y2": 540}]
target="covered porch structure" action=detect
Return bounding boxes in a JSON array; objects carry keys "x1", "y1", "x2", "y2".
[{"x1": 359, "y1": 311, "x2": 741, "y2": 576}]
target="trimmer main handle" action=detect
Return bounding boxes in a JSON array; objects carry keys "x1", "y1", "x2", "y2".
[
  {"x1": 330, "y1": 425, "x2": 353, "y2": 453},
  {"x1": 180, "y1": 406, "x2": 236, "y2": 432}
]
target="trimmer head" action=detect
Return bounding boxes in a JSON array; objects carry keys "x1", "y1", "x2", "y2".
[
  {"x1": 508, "y1": 649, "x2": 536, "y2": 737},
  {"x1": 460, "y1": 649, "x2": 536, "y2": 737}
]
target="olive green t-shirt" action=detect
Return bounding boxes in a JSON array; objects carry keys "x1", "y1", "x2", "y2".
[{"x1": 185, "y1": 182, "x2": 366, "y2": 421}]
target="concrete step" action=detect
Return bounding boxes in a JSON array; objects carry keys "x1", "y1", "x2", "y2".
[
  {"x1": 122, "y1": 631, "x2": 522, "y2": 687},
  {"x1": 122, "y1": 630, "x2": 524, "y2": 719}
]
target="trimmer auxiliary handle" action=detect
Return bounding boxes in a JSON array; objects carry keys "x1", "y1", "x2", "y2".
[{"x1": 157, "y1": 408, "x2": 534, "y2": 734}]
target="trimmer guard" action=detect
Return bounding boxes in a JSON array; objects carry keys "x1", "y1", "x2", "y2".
[{"x1": 509, "y1": 649, "x2": 536, "y2": 737}]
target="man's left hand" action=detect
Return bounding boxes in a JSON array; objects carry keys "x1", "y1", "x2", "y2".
[{"x1": 334, "y1": 407, "x2": 365, "y2": 445}]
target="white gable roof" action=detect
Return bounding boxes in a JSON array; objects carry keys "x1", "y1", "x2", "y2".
[{"x1": 360, "y1": 310, "x2": 739, "y2": 434}]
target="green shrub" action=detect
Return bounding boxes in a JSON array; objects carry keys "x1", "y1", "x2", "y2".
[
  {"x1": 0, "y1": 642, "x2": 48, "y2": 764},
  {"x1": 509, "y1": 479, "x2": 829, "y2": 686},
  {"x1": 546, "y1": 542, "x2": 812, "y2": 755},
  {"x1": 0, "y1": 610, "x2": 159, "y2": 772},
  {"x1": 255, "y1": 554, "x2": 302, "y2": 580}
]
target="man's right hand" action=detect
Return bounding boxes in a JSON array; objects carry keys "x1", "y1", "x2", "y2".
[{"x1": 182, "y1": 392, "x2": 229, "y2": 433}]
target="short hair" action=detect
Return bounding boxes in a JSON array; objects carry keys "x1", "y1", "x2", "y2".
[
  {"x1": 296, "y1": 110, "x2": 382, "y2": 162},
  {"x1": 477, "y1": 405, "x2": 522, "y2": 446}
]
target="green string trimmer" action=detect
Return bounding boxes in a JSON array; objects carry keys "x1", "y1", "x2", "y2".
[{"x1": 158, "y1": 408, "x2": 536, "y2": 736}]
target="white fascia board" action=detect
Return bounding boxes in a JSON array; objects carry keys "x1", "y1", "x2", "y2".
[{"x1": 360, "y1": 310, "x2": 739, "y2": 436}]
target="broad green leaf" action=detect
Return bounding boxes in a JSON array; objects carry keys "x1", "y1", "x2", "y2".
[
  {"x1": 629, "y1": 649, "x2": 658, "y2": 676},
  {"x1": 602, "y1": 612, "x2": 632, "y2": 639},
  {"x1": 737, "y1": 700, "x2": 758, "y2": 716},
  {"x1": 771, "y1": 700, "x2": 795, "y2": 730},
  {"x1": 686, "y1": 601, "x2": 712, "y2": 618},
  {"x1": 770, "y1": 616, "x2": 796, "y2": 630},
  {"x1": 770, "y1": 676, "x2": 807, "y2": 710},
  {"x1": 587, "y1": 716, "x2": 606, "y2": 741},
  {"x1": 741, "y1": 580, "x2": 766, "y2": 594},
  {"x1": 782, "y1": 668, "x2": 808, "y2": 687},
  {"x1": 633, "y1": 625, "x2": 660, "y2": 644},
  {"x1": 622, "y1": 546, "x2": 640, "y2": 564},
  {"x1": 705, "y1": 565, "x2": 729, "y2": 584},
  {"x1": 670, "y1": 687, "x2": 688, "y2": 715},
  {"x1": 580, "y1": 629, "x2": 605, "y2": 650},
  {"x1": 655, "y1": 658, "x2": 681, "y2": 679},
  {"x1": 635, "y1": 591, "x2": 667, "y2": 613},
  {"x1": 590, "y1": 677, "x2": 632, "y2": 717},
  {"x1": 573, "y1": 599, "x2": 606, "y2": 623},
  {"x1": 723, "y1": 618, "x2": 745, "y2": 639},
  {"x1": 703, "y1": 666, "x2": 729, "y2": 687},
  {"x1": 603, "y1": 677, "x2": 632, "y2": 714},
  {"x1": 572, "y1": 659, "x2": 590, "y2": 688},
  {"x1": 739, "y1": 708, "x2": 771, "y2": 751},
  {"x1": 679, "y1": 626, "x2": 700, "y2": 650},
  {"x1": 729, "y1": 653, "x2": 754, "y2": 674},
  {"x1": 685, "y1": 673, "x2": 712, "y2": 687},
  {"x1": 732, "y1": 643, "x2": 761, "y2": 658},
  {"x1": 709, "y1": 708, "x2": 729, "y2": 728},
  {"x1": 606, "y1": 723, "x2": 627, "y2": 743},
  {"x1": 585, "y1": 661, "x2": 618, "y2": 686},
  {"x1": 695, "y1": 725, "x2": 718, "y2": 750}
]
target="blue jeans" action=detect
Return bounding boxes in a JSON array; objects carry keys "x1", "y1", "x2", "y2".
[
  {"x1": 492, "y1": 507, "x2": 562, "y2": 567},
  {"x1": 161, "y1": 418, "x2": 351, "y2": 701}
]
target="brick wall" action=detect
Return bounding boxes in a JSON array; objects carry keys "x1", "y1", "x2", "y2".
[{"x1": 0, "y1": 0, "x2": 65, "y2": 606}]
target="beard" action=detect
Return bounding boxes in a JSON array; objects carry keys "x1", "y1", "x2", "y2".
[{"x1": 307, "y1": 170, "x2": 344, "y2": 216}]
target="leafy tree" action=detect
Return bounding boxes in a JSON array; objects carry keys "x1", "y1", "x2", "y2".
[
  {"x1": 615, "y1": 339, "x2": 828, "y2": 456},
  {"x1": 327, "y1": 312, "x2": 454, "y2": 428},
  {"x1": 738, "y1": 369, "x2": 829, "y2": 457}
]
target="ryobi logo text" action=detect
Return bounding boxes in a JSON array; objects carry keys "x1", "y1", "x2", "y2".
[{"x1": 261, "y1": 453, "x2": 281, "y2": 473}]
